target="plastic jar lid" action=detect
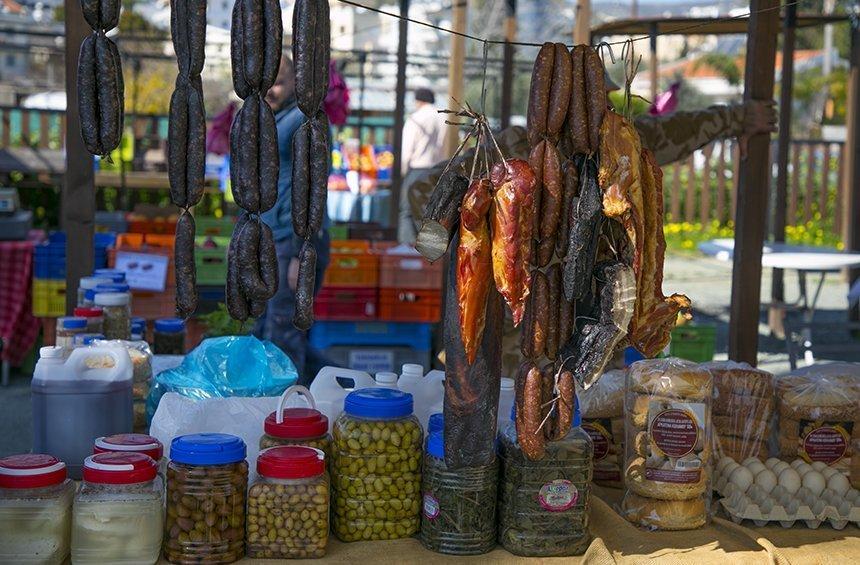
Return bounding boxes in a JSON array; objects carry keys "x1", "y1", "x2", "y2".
[
  {"x1": 73, "y1": 307, "x2": 103, "y2": 318},
  {"x1": 500, "y1": 377, "x2": 514, "y2": 391},
  {"x1": 401, "y1": 364, "x2": 424, "y2": 378},
  {"x1": 58, "y1": 316, "x2": 87, "y2": 330},
  {"x1": 428, "y1": 412, "x2": 444, "y2": 435},
  {"x1": 170, "y1": 433, "x2": 246, "y2": 466},
  {"x1": 94, "y1": 434, "x2": 164, "y2": 461},
  {"x1": 427, "y1": 430, "x2": 444, "y2": 459},
  {"x1": 132, "y1": 317, "x2": 146, "y2": 327},
  {"x1": 96, "y1": 283, "x2": 131, "y2": 293},
  {"x1": 257, "y1": 446, "x2": 325, "y2": 479},
  {"x1": 93, "y1": 268, "x2": 126, "y2": 282},
  {"x1": 265, "y1": 408, "x2": 328, "y2": 439},
  {"x1": 79, "y1": 276, "x2": 111, "y2": 290},
  {"x1": 83, "y1": 452, "x2": 157, "y2": 484},
  {"x1": 40, "y1": 346, "x2": 64, "y2": 359},
  {"x1": 154, "y1": 318, "x2": 185, "y2": 333},
  {"x1": 80, "y1": 334, "x2": 105, "y2": 345},
  {"x1": 375, "y1": 372, "x2": 398, "y2": 385},
  {"x1": 94, "y1": 292, "x2": 130, "y2": 307},
  {"x1": 344, "y1": 388, "x2": 413, "y2": 419},
  {"x1": 0, "y1": 454, "x2": 67, "y2": 488}
]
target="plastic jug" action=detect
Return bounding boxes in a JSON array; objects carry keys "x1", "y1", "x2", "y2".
[
  {"x1": 425, "y1": 369, "x2": 445, "y2": 421},
  {"x1": 308, "y1": 366, "x2": 375, "y2": 432},
  {"x1": 498, "y1": 377, "x2": 515, "y2": 433},
  {"x1": 374, "y1": 372, "x2": 399, "y2": 388},
  {"x1": 396, "y1": 364, "x2": 444, "y2": 432},
  {"x1": 32, "y1": 345, "x2": 133, "y2": 479}
]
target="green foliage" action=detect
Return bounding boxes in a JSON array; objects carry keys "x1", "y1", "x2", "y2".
[
  {"x1": 692, "y1": 53, "x2": 742, "y2": 86},
  {"x1": 199, "y1": 304, "x2": 256, "y2": 337},
  {"x1": 608, "y1": 91, "x2": 650, "y2": 117}
]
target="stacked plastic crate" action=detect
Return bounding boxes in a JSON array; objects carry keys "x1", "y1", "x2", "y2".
[{"x1": 106, "y1": 233, "x2": 176, "y2": 319}]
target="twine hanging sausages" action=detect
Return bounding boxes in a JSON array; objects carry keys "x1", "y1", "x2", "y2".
[
  {"x1": 290, "y1": 0, "x2": 331, "y2": 331},
  {"x1": 225, "y1": 0, "x2": 283, "y2": 322},
  {"x1": 168, "y1": 0, "x2": 207, "y2": 318},
  {"x1": 77, "y1": 0, "x2": 124, "y2": 157}
]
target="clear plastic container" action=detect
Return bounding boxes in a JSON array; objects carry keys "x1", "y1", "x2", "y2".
[
  {"x1": 331, "y1": 388, "x2": 423, "y2": 542},
  {"x1": 154, "y1": 318, "x2": 186, "y2": 355},
  {"x1": 55, "y1": 316, "x2": 87, "y2": 350},
  {"x1": 94, "y1": 433, "x2": 166, "y2": 478},
  {"x1": 72, "y1": 452, "x2": 163, "y2": 564},
  {"x1": 71, "y1": 333, "x2": 106, "y2": 348},
  {"x1": 259, "y1": 386, "x2": 331, "y2": 460},
  {"x1": 247, "y1": 446, "x2": 329, "y2": 559},
  {"x1": 497, "y1": 401, "x2": 593, "y2": 556},
  {"x1": 419, "y1": 430, "x2": 497, "y2": 555},
  {"x1": 0, "y1": 454, "x2": 75, "y2": 564},
  {"x1": 77, "y1": 277, "x2": 111, "y2": 307},
  {"x1": 74, "y1": 307, "x2": 104, "y2": 335},
  {"x1": 164, "y1": 434, "x2": 248, "y2": 564},
  {"x1": 95, "y1": 292, "x2": 131, "y2": 340}
]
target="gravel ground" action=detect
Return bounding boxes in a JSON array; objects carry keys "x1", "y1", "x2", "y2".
[{"x1": 1, "y1": 254, "x2": 857, "y2": 457}]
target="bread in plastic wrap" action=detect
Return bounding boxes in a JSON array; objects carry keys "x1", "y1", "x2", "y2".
[
  {"x1": 578, "y1": 369, "x2": 625, "y2": 488},
  {"x1": 621, "y1": 358, "x2": 712, "y2": 530}
]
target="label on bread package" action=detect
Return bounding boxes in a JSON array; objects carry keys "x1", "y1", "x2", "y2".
[
  {"x1": 798, "y1": 419, "x2": 852, "y2": 464},
  {"x1": 646, "y1": 400, "x2": 705, "y2": 484},
  {"x1": 583, "y1": 418, "x2": 621, "y2": 482}
]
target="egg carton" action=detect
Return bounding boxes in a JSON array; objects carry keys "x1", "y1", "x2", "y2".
[{"x1": 714, "y1": 479, "x2": 860, "y2": 529}]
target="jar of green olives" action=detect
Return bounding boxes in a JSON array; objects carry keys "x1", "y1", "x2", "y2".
[
  {"x1": 260, "y1": 386, "x2": 331, "y2": 460},
  {"x1": 419, "y1": 429, "x2": 498, "y2": 555},
  {"x1": 164, "y1": 434, "x2": 248, "y2": 564},
  {"x1": 331, "y1": 388, "x2": 423, "y2": 542},
  {"x1": 498, "y1": 399, "x2": 593, "y2": 557},
  {"x1": 247, "y1": 446, "x2": 329, "y2": 559}
]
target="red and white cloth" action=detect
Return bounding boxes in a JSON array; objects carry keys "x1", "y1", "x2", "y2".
[{"x1": 0, "y1": 239, "x2": 40, "y2": 365}]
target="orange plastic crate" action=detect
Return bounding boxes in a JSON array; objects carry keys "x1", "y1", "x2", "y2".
[
  {"x1": 378, "y1": 253, "x2": 443, "y2": 290},
  {"x1": 378, "y1": 288, "x2": 441, "y2": 322},
  {"x1": 127, "y1": 218, "x2": 177, "y2": 235},
  {"x1": 323, "y1": 240, "x2": 379, "y2": 288}
]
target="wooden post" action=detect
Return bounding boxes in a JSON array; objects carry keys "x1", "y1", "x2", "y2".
[
  {"x1": 443, "y1": 1, "x2": 468, "y2": 157},
  {"x1": 769, "y1": 2, "x2": 796, "y2": 334},
  {"x1": 500, "y1": 0, "x2": 516, "y2": 130},
  {"x1": 728, "y1": 0, "x2": 781, "y2": 365},
  {"x1": 391, "y1": 0, "x2": 409, "y2": 228},
  {"x1": 844, "y1": 18, "x2": 860, "y2": 322},
  {"x1": 649, "y1": 22, "x2": 659, "y2": 105},
  {"x1": 62, "y1": 0, "x2": 94, "y2": 313},
  {"x1": 574, "y1": 0, "x2": 590, "y2": 45}
]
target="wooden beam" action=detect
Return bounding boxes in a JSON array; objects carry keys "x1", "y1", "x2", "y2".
[
  {"x1": 844, "y1": 18, "x2": 860, "y2": 322},
  {"x1": 649, "y1": 22, "x2": 659, "y2": 105},
  {"x1": 574, "y1": 0, "x2": 591, "y2": 45},
  {"x1": 500, "y1": 0, "x2": 516, "y2": 130},
  {"x1": 62, "y1": 0, "x2": 94, "y2": 313},
  {"x1": 728, "y1": 0, "x2": 780, "y2": 365},
  {"x1": 390, "y1": 0, "x2": 409, "y2": 228},
  {"x1": 443, "y1": 1, "x2": 467, "y2": 157}
]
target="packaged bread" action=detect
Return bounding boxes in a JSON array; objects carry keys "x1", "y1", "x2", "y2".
[
  {"x1": 702, "y1": 361, "x2": 774, "y2": 463},
  {"x1": 579, "y1": 369, "x2": 625, "y2": 488},
  {"x1": 622, "y1": 358, "x2": 713, "y2": 530}
]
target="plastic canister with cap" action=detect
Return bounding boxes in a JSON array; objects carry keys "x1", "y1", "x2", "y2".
[
  {"x1": 397, "y1": 363, "x2": 443, "y2": 432},
  {"x1": 374, "y1": 371, "x2": 399, "y2": 388},
  {"x1": 260, "y1": 385, "x2": 331, "y2": 460},
  {"x1": 31, "y1": 345, "x2": 133, "y2": 479},
  {"x1": 308, "y1": 366, "x2": 375, "y2": 432},
  {"x1": 77, "y1": 277, "x2": 111, "y2": 307},
  {"x1": 55, "y1": 317, "x2": 88, "y2": 351}
]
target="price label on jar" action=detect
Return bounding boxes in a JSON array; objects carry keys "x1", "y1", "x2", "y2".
[
  {"x1": 423, "y1": 493, "x2": 440, "y2": 520},
  {"x1": 538, "y1": 479, "x2": 578, "y2": 512}
]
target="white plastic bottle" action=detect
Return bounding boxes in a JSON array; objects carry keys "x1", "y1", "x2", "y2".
[
  {"x1": 498, "y1": 377, "x2": 515, "y2": 434},
  {"x1": 425, "y1": 369, "x2": 445, "y2": 421},
  {"x1": 374, "y1": 372, "x2": 399, "y2": 388},
  {"x1": 308, "y1": 366, "x2": 375, "y2": 432},
  {"x1": 396, "y1": 364, "x2": 442, "y2": 432}
]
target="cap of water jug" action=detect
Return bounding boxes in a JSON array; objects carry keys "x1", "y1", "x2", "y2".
[
  {"x1": 40, "y1": 346, "x2": 64, "y2": 359},
  {"x1": 375, "y1": 372, "x2": 398, "y2": 386},
  {"x1": 401, "y1": 364, "x2": 423, "y2": 378}
]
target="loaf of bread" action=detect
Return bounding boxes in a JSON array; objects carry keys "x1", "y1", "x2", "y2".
[
  {"x1": 620, "y1": 492, "x2": 707, "y2": 531},
  {"x1": 580, "y1": 370, "x2": 626, "y2": 488},
  {"x1": 629, "y1": 361, "x2": 712, "y2": 400}
]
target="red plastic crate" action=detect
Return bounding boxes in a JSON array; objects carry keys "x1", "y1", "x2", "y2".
[
  {"x1": 378, "y1": 253, "x2": 443, "y2": 290},
  {"x1": 127, "y1": 218, "x2": 178, "y2": 235},
  {"x1": 378, "y1": 288, "x2": 441, "y2": 322},
  {"x1": 314, "y1": 287, "x2": 377, "y2": 320}
]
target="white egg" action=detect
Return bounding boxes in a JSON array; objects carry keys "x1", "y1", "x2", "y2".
[
  {"x1": 811, "y1": 461, "x2": 828, "y2": 472},
  {"x1": 716, "y1": 456, "x2": 735, "y2": 474},
  {"x1": 778, "y1": 468, "x2": 802, "y2": 495},
  {"x1": 822, "y1": 467, "x2": 839, "y2": 481},
  {"x1": 723, "y1": 462, "x2": 740, "y2": 479},
  {"x1": 754, "y1": 469, "x2": 778, "y2": 493},
  {"x1": 795, "y1": 463, "x2": 813, "y2": 476},
  {"x1": 746, "y1": 461, "x2": 767, "y2": 476},
  {"x1": 765, "y1": 457, "x2": 781, "y2": 469},
  {"x1": 802, "y1": 471, "x2": 826, "y2": 497},
  {"x1": 772, "y1": 461, "x2": 791, "y2": 475},
  {"x1": 730, "y1": 465, "x2": 755, "y2": 492},
  {"x1": 742, "y1": 457, "x2": 761, "y2": 467},
  {"x1": 790, "y1": 459, "x2": 805, "y2": 469},
  {"x1": 827, "y1": 473, "x2": 851, "y2": 496}
]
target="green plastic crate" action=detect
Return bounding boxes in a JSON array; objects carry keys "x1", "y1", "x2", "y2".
[
  {"x1": 328, "y1": 224, "x2": 348, "y2": 240},
  {"x1": 195, "y1": 236, "x2": 229, "y2": 285},
  {"x1": 669, "y1": 324, "x2": 717, "y2": 363},
  {"x1": 195, "y1": 216, "x2": 236, "y2": 237}
]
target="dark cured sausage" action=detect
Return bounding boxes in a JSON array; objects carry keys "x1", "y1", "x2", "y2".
[
  {"x1": 415, "y1": 172, "x2": 469, "y2": 262},
  {"x1": 544, "y1": 263, "x2": 561, "y2": 360},
  {"x1": 174, "y1": 211, "x2": 198, "y2": 318},
  {"x1": 546, "y1": 42, "x2": 572, "y2": 142},
  {"x1": 520, "y1": 269, "x2": 548, "y2": 359},
  {"x1": 515, "y1": 361, "x2": 545, "y2": 461},
  {"x1": 526, "y1": 43, "x2": 554, "y2": 147},
  {"x1": 307, "y1": 111, "x2": 329, "y2": 236},
  {"x1": 563, "y1": 158, "x2": 602, "y2": 301},
  {"x1": 293, "y1": 0, "x2": 330, "y2": 116},
  {"x1": 556, "y1": 159, "x2": 579, "y2": 257},
  {"x1": 230, "y1": 95, "x2": 261, "y2": 212},
  {"x1": 236, "y1": 216, "x2": 278, "y2": 302},
  {"x1": 292, "y1": 241, "x2": 317, "y2": 331},
  {"x1": 291, "y1": 120, "x2": 311, "y2": 240},
  {"x1": 584, "y1": 46, "x2": 606, "y2": 156},
  {"x1": 77, "y1": 35, "x2": 100, "y2": 155},
  {"x1": 258, "y1": 98, "x2": 279, "y2": 213},
  {"x1": 567, "y1": 45, "x2": 589, "y2": 155}
]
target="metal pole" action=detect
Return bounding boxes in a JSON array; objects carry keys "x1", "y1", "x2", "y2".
[
  {"x1": 844, "y1": 17, "x2": 860, "y2": 322},
  {"x1": 390, "y1": 0, "x2": 409, "y2": 228},
  {"x1": 62, "y1": 0, "x2": 94, "y2": 313},
  {"x1": 500, "y1": 0, "x2": 516, "y2": 130},
  {"x1": 728, "y1": 0, "x2": 781, "y2": 365}
]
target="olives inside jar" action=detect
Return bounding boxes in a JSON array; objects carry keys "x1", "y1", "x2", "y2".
[
  {"x1": 247, "y1": 446, "x2": 329, "y2": 559},
  {"x1": 260, "y1": 385, "x2": 331, "y2": 459},
  {"x1": 331, "y1": 388, "x2": 423, "y2": 542},
  {"x1": 164, "y1": 433, "x2": 248, "y2": 564}
]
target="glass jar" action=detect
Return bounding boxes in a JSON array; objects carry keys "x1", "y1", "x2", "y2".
[
  {"x1": 74, "y1": 307, "x2": 104, "y2": 335},
  {"x1": 154, "y1": 318, "x2": 186, "y2": 355},
  {"x1": 164, "y1": 433, "x2": 248, "y2": 564},
  {"x1": 77, "y1": 277, "x2": 111, "y2": 307},
  {"x1": 72, "y1": 453, "x2": 163, "y2": 564},
  {"x1": 0, "y1": 454, "x2": 75, "y2": 564},
  {"x1": 497, "y1": 403, "x2": 593, "y2": 557},
  {"x1": 247, "y1": 446, "x2": 329, "y2": 559},
  {"x1": 260, "y1": 385, "x2": 331, "y2": 459},
  {"x1": 419, "y1": 430, "x2": 497, "y2": 555},
  {"x1": 331, "y1": 388, "x2": 423, "y2": 542},
  {"x1": 131, "y1": 320, "x2": 145, "y2": 342},
  {"x1": 94, "y1": 434, "x2": 166, "y2": 479},
  {"x1": 55, "y1": 316, "x2": 87, "y2": 350},
  {"x1": 95, "y1": 292, "x2": 131, "y2": 340}
]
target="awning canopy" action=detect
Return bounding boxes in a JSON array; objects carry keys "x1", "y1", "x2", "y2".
[{"x1": 591, "y1": 14, "x2": 850, "y2": 38}]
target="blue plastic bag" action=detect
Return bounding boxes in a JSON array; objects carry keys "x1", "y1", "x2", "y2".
[{"x1": 146, "y1": 336, "x2": 298, "y2": 422}]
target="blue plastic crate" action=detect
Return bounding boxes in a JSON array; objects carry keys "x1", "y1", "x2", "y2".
[
  {"x1": 309, "y1": 321, "x2": 432, "y2": 350},
  {"x1": 33, "y1": 232, "x2": 112, "y2": 279}
]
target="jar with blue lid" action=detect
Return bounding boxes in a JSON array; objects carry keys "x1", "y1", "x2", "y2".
[
  {"x1": 153, "y1": 318, "x2": 186, "y2": 355},
  {"x1": 419, "y1": 429, "x2": 498, "y2": 555},
  {"x1": 93, "y1": 268, "x2": 126, "y2": 283},
  {"x1": 164, "y1": 433, "x2": 248, "y2": 564},
  {"x1": 331, "y1": 388, "x2": 423, "y2": 542}
]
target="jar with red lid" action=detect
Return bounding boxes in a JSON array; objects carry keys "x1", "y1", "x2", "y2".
[
  {"x1": 72, "y1": 452, "x2": 163, "y2": 564},
  {"x1": 0, "y1": 453, "x2": 75, "y2": 564},
  {"x1": 94, "y1": 433, "x2": 166, "y2": 478},
  {"x1": 247, "y1": 446, "x2": 329, "y2": 559},
  {"x1": 73, "y1": 307, "x2": 104, "y2": 335},
  {"x1": 260, "y1": 386, "x2": 331, "y2": 460}
]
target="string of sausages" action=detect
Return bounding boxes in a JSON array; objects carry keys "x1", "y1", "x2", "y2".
[
  {"x1": 225, "y1": 0, "x2": 283, "y2": 322},
  {"x1": 167, "y1": 0, "x2": 207, "y2": 318},
  {"x1": 290, "y1": 0, "x2": 331, "y2": 331},
  {"x1": 77, "y1": 0, "x2": 124, "y2": 157}
]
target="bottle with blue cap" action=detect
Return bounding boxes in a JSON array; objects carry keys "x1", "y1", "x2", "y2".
[
  {"x1": 419, "y1": 428, "x2": 498, "y2": 555},
  {"x1": 164, "y1": 433, "x2": 248, "y2": 563},
  {"x1": 497, "y1": 396, "x2": 593, "y2": 556},
  {"x1": 153, "y1": 318, "x2": 186, "y2": 355},
  {"x1": 330, "y1": 388, "x2": 423, "y2": 542}
]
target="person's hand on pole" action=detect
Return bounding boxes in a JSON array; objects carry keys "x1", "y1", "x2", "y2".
[{"x1": 738, "y1": 99, "x2": 777, "y2": 159}]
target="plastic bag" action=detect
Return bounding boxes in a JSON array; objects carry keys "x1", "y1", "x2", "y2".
[
  {"x1": 578, "y1": 369, "x2": 625, "y2": 488},
  {"x1": 701, "y1": 360, "x2": 774, "y2": 463},
  {"x1": 146, "y1": 336, "x2": 298, "y2": 422},
  {"x1": 620, "y1": 358, "x2": 713, "y2": 531}
]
